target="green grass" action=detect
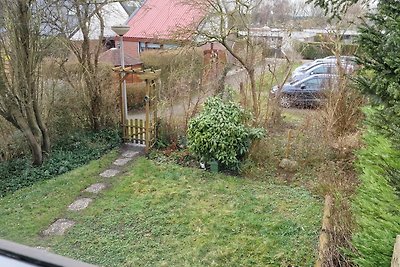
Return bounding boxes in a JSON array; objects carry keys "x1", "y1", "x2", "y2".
[
  {"x1": 0, "y1": 150, "x2": 118, "y2": 245},
  {"x1": 0, "y1": 157, "x2": 322, "y2": 266}
]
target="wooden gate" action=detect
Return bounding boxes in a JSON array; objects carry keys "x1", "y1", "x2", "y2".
[
  {"x1": 114, "y1": 68, "x2": 160, "y2": 151},
  {"x1": 123, "y1": 76, "x2": 158, "y2": 149}
]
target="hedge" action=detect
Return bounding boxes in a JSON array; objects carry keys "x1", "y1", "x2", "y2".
[
  {"x1": 296, "y1": 42, "x2": 358, "y2": 59},
  {"x1": 351, "y1": 127, "x2": 400, "y2": 266}
]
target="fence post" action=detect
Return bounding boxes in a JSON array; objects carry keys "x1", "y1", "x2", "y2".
[
  {"x1": 145, "y1": 79, "x2": 150, "y2": 152},
  {"x1": 392, "y1": 235, "x2": 400, "y2": 267},
  {"x1": 315, "y1": 195, "x2": 333, "y2": 267}
]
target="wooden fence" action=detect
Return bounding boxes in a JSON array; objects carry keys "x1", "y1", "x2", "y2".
[{"x1": 124, "y1": 119, "x2": 156, "y2": 149}]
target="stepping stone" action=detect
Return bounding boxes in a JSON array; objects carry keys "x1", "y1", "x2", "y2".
[
  {"x1": 100, "y1": 169, "x2": 120, "y2": 178},
  {"x1": 125, "y1": 143, "x2": 146, "y2": 148},
  {"x1": 43, "y1": 219, "x2": 75, "y2": 236},
  {"x1": 84, "y1": 183, "x2": 106, "y2": 194},
  {"x1": 122, "y1": 151, "x2": 139, "y2": 158},
  {"x1": 113, "y1": 157, "x2": 132, "y2": 166},
  {"x1": 68, "y1": 198, "x2": 92, "y2": 211}
]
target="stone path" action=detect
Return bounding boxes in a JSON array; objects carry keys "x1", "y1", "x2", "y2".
[
  {"x1": 84, "y1": 183, "x2": 106, "y2": 194},
  {"x1": 43, "y1": 219, "x2": 75, "y2": 236},
  {"x1": 43, "y1": 144, "x2": 144, "y2": 237}
]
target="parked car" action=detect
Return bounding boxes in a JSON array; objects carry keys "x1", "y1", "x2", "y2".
[
  {"x1": 293, "y1": 56, "x2": 356, "y2": 76},
  {"x1": 271, "y1": 74, "x2": 338, "y2": 108},
  {"x1": 291, "y1": 62, "x2": 353, "y2": 82}
]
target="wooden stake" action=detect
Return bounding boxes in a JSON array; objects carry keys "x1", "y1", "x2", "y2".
[
  {"x1": 145, "y1": 79, "x2": 150, "y2": 152},
  {"x1": 285, "y1": 129, "x2": 293, "y2": 159},
  {"x1": 315, "y1": 195, "x2": 333, "y2": 267},
  {"x1": 392, "y1": 235, "x2": 400, "y2": 267}
]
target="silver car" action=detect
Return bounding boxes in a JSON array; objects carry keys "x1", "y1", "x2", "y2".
[
  {"x1": 291, "y1": 62, "x2": 353, "y2": 82},
  {"x1": 293, "y1": 56, "x2": 356, "y2": 74}
]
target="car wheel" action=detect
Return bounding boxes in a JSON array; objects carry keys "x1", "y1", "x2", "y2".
[{"x1": 280, "y1": 95, "x2": 292, "y2": 108}]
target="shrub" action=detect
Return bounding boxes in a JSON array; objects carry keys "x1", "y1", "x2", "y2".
[
  {"x1": 296, "y1": 42, "x2": 358, "y2": 59},
  {"x1": 47, "y1": 62, "x2": 119, "y2": 137},
  {"x1": 126, "y1": 82, "x2": 147, "y2": 111},
  {"x1": 187, "y1": 97, "x2": 264, "y2": 171},
  {"x1": 140, "y1": 48, "x2": 204, "y2": 101},
  {"x1": 141, "y1": 48, "x2": 212, "y2": 141},
  {"x1": 0, "y1": 118, "x2": 28, "y2": 161},
  {"x1": 0, "y1": 129, "x2": 121, "y2": 197},
  {"x1": 320, "y1": 74, "x2": 365, "y2": 138},
  {"x1": 351, "y1": 126, "x2": 400, "y2": 267},
  {"x1": 155, "y1": 118, "x2": 186, "y2": 149}
]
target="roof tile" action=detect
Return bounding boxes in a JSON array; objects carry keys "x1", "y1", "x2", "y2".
[{"x1": 124, "y1": 0, "x2": 204, "y2": 40}]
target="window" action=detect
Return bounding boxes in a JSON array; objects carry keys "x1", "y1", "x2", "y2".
[
  {"x1": 303, "y1": 77, "x2": 323, "y2": 89},
  {"x1": 312, "y1": 66, "x2": 329, "y2": 74}
]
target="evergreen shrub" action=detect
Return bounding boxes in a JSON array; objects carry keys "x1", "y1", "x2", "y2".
[{"x1": 187, "y1": 97, "x2": 264, "y2": 171}]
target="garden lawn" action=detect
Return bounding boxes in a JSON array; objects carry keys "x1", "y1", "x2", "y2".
[{"x1": 0, "y1": 158, "x2": 322, "y2": 267}]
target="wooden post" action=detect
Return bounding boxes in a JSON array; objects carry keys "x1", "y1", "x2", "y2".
[
  {"x1": 139, "y1": 119, "x2": 144, "y2": 144},
  {"x1": 392, "y1": 235, "x2": 400, "y2": 267},
  {"x1": 315, "y1": 195, "x2": 333, "y2": 267},
  {"x1": 134, "y1": 119, "x2": 138, "y2": 144},
  {"x1": 145, "y1": 79, "x2": 151, "y2": 152},
  {"x1": 119, "y1": 76, "x2": 124, "y2": 125},
  {"x1": 285, "y1": 129, "x2": 293, "y2": 158},
  {"x1": 126, "y1": 119, "x2": 130, "y2": 142},
  {"x1": 119, "y1": 74, "x2": 125, "y2": 139},
  {"x1": 150, "y1": 79, "x2": 157, "y2": 146}
]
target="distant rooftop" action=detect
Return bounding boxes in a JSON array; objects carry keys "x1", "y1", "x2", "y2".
[{"x1": 124, "y1": 0, "x2": 204, "y2": 40}]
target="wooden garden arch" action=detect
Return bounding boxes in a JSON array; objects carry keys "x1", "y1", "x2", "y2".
[{"x1": 113, "y1": 67, "x2": 161, "y2": 152}]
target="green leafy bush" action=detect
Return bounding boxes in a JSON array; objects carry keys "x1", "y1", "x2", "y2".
[
  {"x1": 187, "y1": 97, "x2": 264, "y2": 170},
  {"x1": 0, "y1": 129, "x2": 121, "y2": 197},
  {"x1": 351, "y1": 127, "x2": 400, "y2": 266}
]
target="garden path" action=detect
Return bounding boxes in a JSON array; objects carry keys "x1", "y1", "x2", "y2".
[{"x1": 42, "y1": 144, "x2": 145, "y2": 237}]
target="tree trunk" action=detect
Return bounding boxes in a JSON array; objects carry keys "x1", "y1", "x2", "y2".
[
  {"x1": 215, "y1": 65, "x2": 229, "y2": 97},
  {"x1": 15, "y1": 113, "x2": 43, "y2": 166},
  {"x1": 25, "y1": 129, "x2": 43, "y2": 166},
  {"x1": 34, "y1": 100, "x2": 51, "y2": 153},
  {"x1": 26, "y1": 104, "x2": 43, "y2": 145},
  {"x1": 248, "y1": 68, "x2": 259, "y2": 121},
  {"x1": 85, "y1": 76, "x2": 102, "y2": 132}
]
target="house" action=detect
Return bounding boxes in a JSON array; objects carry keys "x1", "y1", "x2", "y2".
[
  {"x1": 247, "y1": 27, "x2": 359, "y2": 56},
  {"x1": 71, "y1": 2, "x2": 132, "y2": 48},
  {"x1": 119, "y1": 0, "x2": 206, "y2": 59}
]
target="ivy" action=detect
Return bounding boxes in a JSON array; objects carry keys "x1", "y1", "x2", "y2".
[{"x1": 0, "y1": 129, "x2": 121, "y2": 197}]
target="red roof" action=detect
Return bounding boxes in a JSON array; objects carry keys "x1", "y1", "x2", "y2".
[{"x1": 124, "y1": 0, "x2": 204, "y2": 40}]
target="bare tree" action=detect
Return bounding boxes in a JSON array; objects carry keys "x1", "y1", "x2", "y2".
[
  {"x1": 0, "y1": 0, "x2": 51, "y2": 165},
  {"x1": 188, "y1": 0, "x2": 265, "y2": 121},
  {"x1": 45, "y1": 0, "x2": 135, "y2": 131},
  {"x1": 50, "y1": 1, "x2": 108, "y2": 131},
  {"x1": 252, "y1": 0, "x2": 293, "y2": 26}
]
